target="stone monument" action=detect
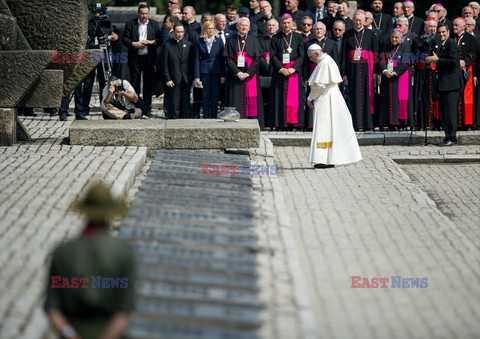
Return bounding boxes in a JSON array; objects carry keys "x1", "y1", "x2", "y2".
[{"x1": 0, "y1": 0, "x2": 99, "y2": 145}]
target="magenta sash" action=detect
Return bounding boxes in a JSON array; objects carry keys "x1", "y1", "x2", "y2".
[
  {"x1": 238, "y1": 52, "x2": 258, "y2": 117},
  {"x1": 284, "y1": 61, "x2": 299, "y2": 124},
  {"x1": 348, "y1": 49, "x2": 375, "y2": 114},
  {"x1": 394, "y1": 59, "x2": 409, "y2": 120}
]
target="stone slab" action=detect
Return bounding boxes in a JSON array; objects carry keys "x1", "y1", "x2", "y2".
[
  {"x1": 0, "y1": 108, "x2": 16, "y2": 145},
  {"x1": 0, "y1": 13, "x2": 16, "y2": 49},
  {"x1": 18, "y1": 70, "x2": 63, "y2": 108},
  {"x1": 70, "y1": 119, "x2": 260, "y2": 149},
  {"x1": 0, "y1": 50, "x2": 52, "y2": 107},
  {"x1": 164, "y1": 119, "x2": 260, "y2": 149},
  {"x1": 69, "y1": 120, "x2": 166, "y2": 148}
]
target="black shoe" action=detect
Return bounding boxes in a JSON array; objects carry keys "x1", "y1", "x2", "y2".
[
  {"x1": 44, "y1": 108, "x2": 57, "y2": 116},
  {"x1": 314, "y1": 164, "x2": 335, "y2": 169},
  {"x1": 439, "y1": 140, "x2": 456, "y2": 147},
  {"x1": 122, "y1": 113, "x2": 134, "y2": 120},
  {"x1": 75, "y1": 114, "x2": 87, "y2": 120},
  {"x1": 59, "y1": 113, "x2": 68, "y2": 121}
]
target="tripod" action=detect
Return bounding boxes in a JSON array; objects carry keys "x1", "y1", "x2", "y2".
[{"x1": 409, "y1": 65, "x2": 431, "y2": 146}]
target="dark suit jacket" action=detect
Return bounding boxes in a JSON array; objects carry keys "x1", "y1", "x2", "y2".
[
  {"x1": 305, "y1": 6, "x2": 328, "y2": 24},
  {"x1": 160, "y1": 38, "x2": 194, "y2": 85},
  {"x1": 456, "y1": 33, "x2": 477, "y2": 68},
  {"x1": 122, "y1": 18, "x2": 162, "y2": 68},
  {"x1": 193, "y1": 37, "x2": 226, "y2": 78},
  {"x1": 408, "y1": 15, "x2": 424, "y2": 36},
  {"x1": 435, "y1": 37, "x2": 462, "y2": 92},
  {"x1": 372, "y1": 11, "x2": 393, "y2": 34}
]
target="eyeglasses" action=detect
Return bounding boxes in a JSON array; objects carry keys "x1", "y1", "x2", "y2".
[
  {"x1": 466, "y1": 23, "x2": 475, "y2": 26},
  {"x1": 433, "y1": 10, "x2": 441, "y2": 13},
  {"x1": 302, "y1": 23, "x2": 312, "y2": 26}
]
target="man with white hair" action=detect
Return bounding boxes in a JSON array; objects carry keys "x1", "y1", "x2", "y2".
[
  {"x1": 306, "y1": 43, "x2": 361, "y2": 168},
  {"x1": 270, "y1": 13, "x2": 306, "y2": 129},
  {"x1": 469, "y1": 1, "x2": 480, "y2": 19},
  {"x1": 433, "y1": 3, "x2": 452, "y2": 31},
  {"x1": 453, "y1": 17, "x2": 477, "y2": 129},
  {"x1": 224, "y1": 17, "x2": 265, "y2": 127},
  {"x1": 341, "y1": 10, "x2": 379, "y2": 130},
  {"x1": 402, "y1": 0, "x2": 424, "y2": 36},
  {"x1": 465, "y1": 17, "x2": 477, "y2": 36}
]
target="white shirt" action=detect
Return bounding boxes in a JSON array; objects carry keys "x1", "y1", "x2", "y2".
[
  {"x1": 101, "y1": 80, "x2": 138, "y2": 112},
  {"x1": 217, "y1": 30, "x2": 226, "y2": 44},
  {"x1": 138, "y1": 19, "x2": 149, "y2": 55}
]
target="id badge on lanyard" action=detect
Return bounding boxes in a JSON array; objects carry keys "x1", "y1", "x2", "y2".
[
  {"x1": 353, "y1": 47, "x2": 362, "y2": 61},
  {"x1": 282, "y1": 53, "x2": 290, "y2": 64},
  {"x1": 237, "y1": 54, "x2": 245, "y2": 68},
  {"x1": 387, "y1": 59, "x2": 394, "y2": 72}
]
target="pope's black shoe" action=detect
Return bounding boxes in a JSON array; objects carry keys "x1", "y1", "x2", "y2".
[{"x1": 314, "y1": 163, "x2": 335, "y2": 169}]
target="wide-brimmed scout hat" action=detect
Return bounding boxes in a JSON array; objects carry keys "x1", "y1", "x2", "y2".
[{"x1": 71, "y1": 181, "x2": 127, "y2": 220}]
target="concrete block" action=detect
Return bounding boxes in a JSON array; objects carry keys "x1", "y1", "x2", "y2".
[
  {"x1": 0, "y1": 50, "x2": 52, "y2": 107},
  {"x1": 164, "y1": 119, "x2": 260, "y2": 149},
  {"x1": 384, "y1": 132, "x2": 423, "y2": 145},
  {"x1": 19, "y1": 70, "x2": 63, "y2": 108},
  {"x1": 69, "y1": 119, "x2": 261, "y2": 150},
  {"x1": 0, "y1": 108, "x2": 16, "y2": 145},
  {"x1": 70, "y1": 120, "x2": 166, "y2": 148},
  {"x1": 357, "y1": 132, "x2": 384, "y2": 146}
]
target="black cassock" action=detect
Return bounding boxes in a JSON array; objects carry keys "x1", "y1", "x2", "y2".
[
  {"x1": 342, "y1": 28, "x2": 378, "y2": 130},
  {"x1": 224, "y1": 33, "x2": 264, "y2": 128},
  {"x1": 269, "y1": 31, "x2": 305, "y2": 128},
  {"x1": 378, "y1": 43, "x2": 414, "y2": 127}
]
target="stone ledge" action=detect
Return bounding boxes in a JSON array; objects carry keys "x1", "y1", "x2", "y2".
[
  {"x1": 69, "y1": 119, "x2": 260, "y2": 149},
  {"x1": 267, "y1": 131, "x2": 480, "y2": 147},
  {"x1": 391, "y1": 154, "x2": 480, "y2": 164}
]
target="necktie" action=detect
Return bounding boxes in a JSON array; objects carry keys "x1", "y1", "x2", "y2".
[{"x1": 317, "y1": 10, "x2": 322, "y2": 22}]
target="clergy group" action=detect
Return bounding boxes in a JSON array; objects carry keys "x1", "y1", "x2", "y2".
[{"x1": 63, "y1": 0, "x2": 480, "y2": 134}]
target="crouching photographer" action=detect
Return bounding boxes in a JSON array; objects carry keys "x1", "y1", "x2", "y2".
[{"x1": 101, "y1": 77, "x2": 144, "y2": 119}]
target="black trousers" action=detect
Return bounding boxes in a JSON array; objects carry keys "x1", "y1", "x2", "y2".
[
  {"x1": 82, "y1": 63, "x2": 106, "y2": 114},
  {"x1": 438, "y1": 89, "x2": 459, "y2": 142},
  {"x1": 164, "y1": 82, "x2": 192, "y2": 119},
  {"x1": 59, "y1": 85, "x2": 83, "y2": 116},
  {"x1": 130, "y1": 55, "x2": 154, "y2": 111}
]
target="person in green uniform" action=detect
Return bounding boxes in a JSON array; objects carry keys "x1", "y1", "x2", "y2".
[{"x1": 45, "y1": 181, "x2": 135, "y2": 339}]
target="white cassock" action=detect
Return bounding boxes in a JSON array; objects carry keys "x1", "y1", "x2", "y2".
[{"x1": 307, "y1": 53, "x2": 362, "y2": 165}]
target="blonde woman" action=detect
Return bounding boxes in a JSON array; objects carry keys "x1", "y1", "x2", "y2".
[{"x1": 193, "y1": 21, "x2": 226, "y2": 118}]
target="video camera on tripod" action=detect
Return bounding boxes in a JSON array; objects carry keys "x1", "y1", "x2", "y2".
[
  {"x1": 417, "y1": 34, "x2": 436, "y2": 55},
  {"x1": 88, "y1": 2, "x2": 114, "y2": 82}
]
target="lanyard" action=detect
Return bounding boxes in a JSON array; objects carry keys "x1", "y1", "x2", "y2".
[
  {"x1": 373, "y1": 13, "x2": 382, "y2": 30},
  {"x1": 283, "y1": 32, "x2": 294, "y2": 52},
  {"x1": 390, "y1": 44, "x2": 400, "y2": 60},
  {"x1": 237, "y1": 35, "x2": 247, "y2": 53},
  {"x1": 354, "y1": 29, "x2": 364, "y2": 49},
  {"x1": 456, "y1": 34, "x2": 464, "y2": 46}
]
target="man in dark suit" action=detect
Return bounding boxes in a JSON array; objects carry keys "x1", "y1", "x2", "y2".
[
  {"x1": 306, "y1": 0, "x2": 328, "y2": 24},
  {"x1": 122, "y1": 4, "x2": 161, "y2": 117},
  {"x1": 403, "y1": 0, "x2": 423, "y2": 36},
  {"x1": 160, "y1": 23, "x2": 194, "y2": 119},
  {"x1": 426, "y1": 23, "x2": 462, "y2": 146}
]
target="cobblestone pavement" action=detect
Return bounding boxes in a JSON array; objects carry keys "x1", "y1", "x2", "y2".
[
  {"x1": 401, "y1": 164, "x2": 480, "y2": 250},
  {"x1": 273, "y1": 145, "x2": 480, "y2": 339},
  {"x1": 3, "y1": 109, "x2": 480, "y2": 339},
  {"x1": 0, "y1": 138, "x2": 147, "y2": 337}
]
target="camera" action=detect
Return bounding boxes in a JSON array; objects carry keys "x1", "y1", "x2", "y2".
[
  {"x1": 418, "y1": 34, "x2": 435, "y2": 54},
  {"x1": 115, "y1": 84, "x2": 124, "y2": 92}
]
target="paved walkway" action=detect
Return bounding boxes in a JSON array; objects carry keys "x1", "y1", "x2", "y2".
[
  {"x1": 273, "y1": 145, "x2": 480, "y2": 339},
  {"x1": 0, "y1": 116, "x2": 147, "y2": 338},
  {"x1": 1, "y1": 111, "x2": 479, "y2": 338}
]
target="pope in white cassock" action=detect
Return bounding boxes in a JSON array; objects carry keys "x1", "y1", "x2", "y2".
[{"x1": 306, "y1": 44, "x2": 362, "y2": 169}]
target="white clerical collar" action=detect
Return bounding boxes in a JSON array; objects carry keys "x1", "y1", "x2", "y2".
[
  {"x1": 366, "y1": 25, "x2": 372, "y2": 29},
  {"x1": 238, "y1": 34, "x2": 246, "y2": 38},
  {"x1": 175, "y1": 38, "x2": 182, "y2": 43},
  {"x1": 138, "y1": 19, "x2": 149, "y2": 25},
  {"x1": 354, "y1": 28, "x2": 364, "y2": 32},
  {"x1": 407, "y1": 15, "x2": 413, "y2": 19}
]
